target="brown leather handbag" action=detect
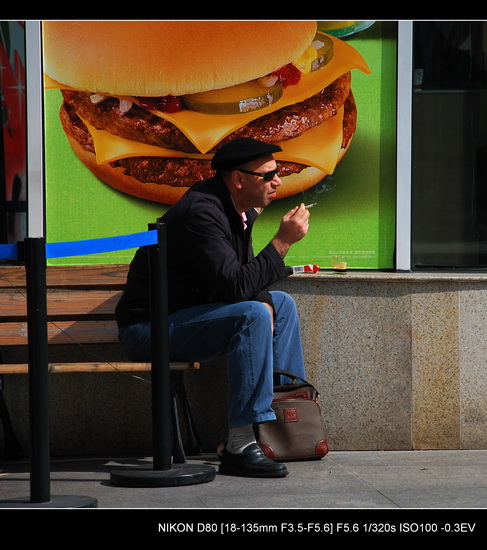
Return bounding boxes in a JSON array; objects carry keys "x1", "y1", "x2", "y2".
[{"x1": 255, "y1": 370, "x2": 329, "y2": 461}]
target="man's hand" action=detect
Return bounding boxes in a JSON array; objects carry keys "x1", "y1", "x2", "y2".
[{"x1": 271, "y1": 204, "x2": 310, "y2": 258}]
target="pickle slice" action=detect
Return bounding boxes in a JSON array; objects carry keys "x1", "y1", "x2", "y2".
[
  {"x1": 311, "y1": 34, "x2": 334, "y2": 72},
  {"x1": 183, "y1": 80, "x2": 283, "y2": 115}
]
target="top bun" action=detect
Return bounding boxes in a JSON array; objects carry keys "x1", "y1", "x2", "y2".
[{"x1": 43, "y1": 20, "x2": 317, "y2": 97}]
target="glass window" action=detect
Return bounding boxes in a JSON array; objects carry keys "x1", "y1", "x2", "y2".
[{"x1": 412, "y1": 21, "x2": 487, "y2": 269}]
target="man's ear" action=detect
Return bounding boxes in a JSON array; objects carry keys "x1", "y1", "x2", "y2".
[{"x1": 231, "y1": 169, "x2": 244, "y2": 190}]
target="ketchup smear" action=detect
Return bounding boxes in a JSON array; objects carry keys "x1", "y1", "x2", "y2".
[
  {"x1": 271, "y1": 63, "x2": 302, "y2": 86},
  {"x1": 136, "y1": 95, "x2": 183, "y2": 113}
]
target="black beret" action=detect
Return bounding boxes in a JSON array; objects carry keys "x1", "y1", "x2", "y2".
[{"x1": 211, "y1": 138, "x2": 282, "y2": 171}]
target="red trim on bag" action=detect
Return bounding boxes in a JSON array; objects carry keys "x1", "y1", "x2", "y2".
[
  {"x1": 316, "y1": 439, "x2": 330, "y2": 457},
  {"x1": 260, "y1": 444, "x2": 274, "y2": 459}
]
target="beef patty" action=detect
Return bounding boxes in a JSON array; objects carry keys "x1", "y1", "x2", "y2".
[{"x1": 59, "y1": 73, "x2": 355, "y2": 186}]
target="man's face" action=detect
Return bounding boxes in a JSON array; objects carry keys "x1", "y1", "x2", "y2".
[{"x1": 236, "y1": 156, "x2": 282, "y2": 209}]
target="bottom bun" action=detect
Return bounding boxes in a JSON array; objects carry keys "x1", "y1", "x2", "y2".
[
  {"x1": 274, "y1": 167, "x2": 328, "y2": 200},
  {"x1": 274, "y1": 135, "x2": 354, "y2": 199},
  {"x1": 66, "y1": 135, "x2": 190, "y2": 204},
  {"x1": 66, "y1": 133, "x2": 351, "y2": 205}
]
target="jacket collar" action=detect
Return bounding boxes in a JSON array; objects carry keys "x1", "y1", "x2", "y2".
[{"x1": 211, "y1": 172, "x2": 259, "y2": 229}]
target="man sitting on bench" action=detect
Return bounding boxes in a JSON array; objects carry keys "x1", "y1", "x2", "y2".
[{"x1": 116, "y1": 138, "x2": 310, "y2": 478}]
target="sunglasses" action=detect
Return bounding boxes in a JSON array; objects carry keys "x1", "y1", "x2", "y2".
[{"x1": 232, "y1": 168, "x2": 279, "y2": 182}]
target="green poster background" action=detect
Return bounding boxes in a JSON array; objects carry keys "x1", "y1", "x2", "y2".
[{"x1": 43, "y1": 21, "x2": 397, "y2": 269}]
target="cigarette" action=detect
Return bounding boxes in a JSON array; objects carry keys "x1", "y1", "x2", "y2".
[{"x1": 305, "y1": 203, "x2": 317, "y2": 209}]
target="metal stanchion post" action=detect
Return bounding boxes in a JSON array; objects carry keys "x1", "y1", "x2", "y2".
[
  {"x1": 149, "y1": 223, "x2": 172, "y2": 472},
  {"x1": 26, "y1": 237, "x2": 50, "y2": 503},
  {"x1": 0, "y1": 238, "x2": 97, "y2": 508},
  {"x1": 110, "y1": 224, "x2": 215, "y2": 487}
]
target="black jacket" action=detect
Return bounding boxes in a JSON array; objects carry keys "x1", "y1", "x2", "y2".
[{"x1": 116, "y1": 173, "x2": 291, "y2": 327}]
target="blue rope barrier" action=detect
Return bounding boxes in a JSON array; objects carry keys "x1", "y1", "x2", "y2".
[
  {"x1": 0, "y1": 229, "x2": 158, "y2": 261},
  {"x1": 0, "y1": 243, "x2": 18, "y2": 260}
]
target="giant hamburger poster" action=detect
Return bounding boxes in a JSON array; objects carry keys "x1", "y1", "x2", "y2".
[{"x1": 42, "y1": 20, "x2": 397, "y2": 269}]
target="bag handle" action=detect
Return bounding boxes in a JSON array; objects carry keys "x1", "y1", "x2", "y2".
[{"x1": 273, "y1": 369, "x2": 311, "y2": 386}]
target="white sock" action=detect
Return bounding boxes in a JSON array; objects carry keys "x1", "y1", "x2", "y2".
[{"x1": 226, "y1": 424, "x2": 256, "y2": 454}]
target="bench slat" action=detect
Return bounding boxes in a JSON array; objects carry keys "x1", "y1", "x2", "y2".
[
  {"x1": 0, "y1": 265, "x2": 129, "y2": 288},
  {"x1": 0, "y1": 361, "x2": 200, "y2": 374},
  {"x1": 0, "y1": 290, "x2": 122, "y2": 317},
  {"x1": 0, "y1": 320, "x2": 119, "y2": 345}
]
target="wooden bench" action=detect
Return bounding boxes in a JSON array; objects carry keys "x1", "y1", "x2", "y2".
[{"x1": 0, "y1": 264, "x2": 201, "y2": 462}]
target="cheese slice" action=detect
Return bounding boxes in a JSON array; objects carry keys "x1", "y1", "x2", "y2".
[
  {"x1": 46, "y1": 33, "x2": 369, "y2": 154},
  {"x1": 83, "y1": 117, "x2": 212, "y2": 164},
  {"x1": 82, "y1": 105, "x2": 344, "y2": 175},
  {"x1": 274, "y1": 108, "x2": 344, "y2": 173}
]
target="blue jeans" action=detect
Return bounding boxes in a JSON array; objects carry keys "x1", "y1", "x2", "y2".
[{"x1": 118, "y1": 291, "x2": 306, "y2": 428}]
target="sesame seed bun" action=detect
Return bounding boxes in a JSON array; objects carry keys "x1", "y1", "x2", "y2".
[{"x1": 43, "y1": 20, "x2": 317, "y2": 97}]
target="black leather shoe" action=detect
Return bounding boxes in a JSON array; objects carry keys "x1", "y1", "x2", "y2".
[{"x1": 219, "y1": 443, "x2": 288, "y2": 478}]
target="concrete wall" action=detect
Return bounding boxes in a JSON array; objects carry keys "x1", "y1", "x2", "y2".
[
  {"x1": 2, "y1": 272, "x2": 487, "y2": 458},
  {"x1": 278, "y1": 272, "x2": 487, "y2": 451}
]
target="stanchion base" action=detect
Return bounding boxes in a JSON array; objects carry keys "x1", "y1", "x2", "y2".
[
  {"x1": 0, "y1": 495, "x2": 98, "y2": 508},
  {"x1": 110, "y1": 463, "x2": 216, "y2": 487}
]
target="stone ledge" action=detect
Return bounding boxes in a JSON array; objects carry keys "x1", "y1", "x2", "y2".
[{"x1": 291, "y1": 270, "x2": 487, "y2": 282}]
